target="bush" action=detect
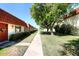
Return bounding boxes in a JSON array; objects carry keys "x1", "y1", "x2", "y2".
[
  {"x1": 59, "y1": 24, "x2": 72, "y2": 34},
  {"x1": 71, "y1": 27, "x2": 79, "y2": 36},
  {"x1": 54, "y1": 24, "x2": 76, "y2": 35},
  {"x1": 30, "y1": 30, "x2": 37, "y2": 33},
  {"x1": 63, "y1": 39, "x2": 79, "y2": 56},
  {"x1": 9, "y1": 31, "x2": 31, "y2": 41},
  {"x1": 9, "y1": 30, "x2": 37, "y2": 41},
  {"x1": 54, "y1": 25, "x2": 60, "y2": 33},
  {"x1": 41, "y1": 32, "x2": 51, "y2": 35}
]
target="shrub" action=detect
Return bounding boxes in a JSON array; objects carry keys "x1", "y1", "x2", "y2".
[
  {"x1": 63, "y1": 39, "x2": 79, "y2": 56},
  {"x1": 54, "y1": 25, "x2": 60, "y2": 33},
  {"x1": 30, "y1": 30, "x2": 37, "y2": 33},
  {"x1": 59, "y1": 24, "x2": 72, "y2": 34},
  {"x1": 54, "y1": 24, "x2": 76, "y2": 35},
  {"x1": 71, "y1": 27, "x2": 79, "y2": 36},
  {"x1": 9, "y1": 30, "x2": 37, "y2": 41},
  {"x1": 41, "y1": 32, "x2": 51, "y2": 35},
  {"x1": 9, "y1": 31, "x2": 31, "y2": 41}
]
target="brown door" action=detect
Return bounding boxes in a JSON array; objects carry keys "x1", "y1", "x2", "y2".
[{"x1": 0, "y1": 23, "x2": 8, "y2": 42}]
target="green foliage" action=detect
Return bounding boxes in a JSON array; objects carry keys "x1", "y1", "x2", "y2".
[
  {"x1": 30, "y1": 3, "x2": 45, "y2": 25},
  {"x1": 41, "y1": 32, "x2": 79, "y2": 56},
  {"x1": 9, "y1": 30, "x2": 37, "y2": 41},
  {"x1": 9, "y1": 32, "x2": 30, "y2": 41},
  {"x1": 63, "y1": 39, "x2": 79, "y2": 56},
  {"x1": 54, "y1": 24, "x2": 79, "y2": 35},
  {"x1": 30, "y1": 3, "x2": 70, "y2": 33},
  {"x1": 71, "y1": 27, "x2": 79, "y2": 36},
  {"x1": 60, "y1": 24, "x2": 73, "y2": 34},
  {"x1": 54, "y1": 24, "x2": 74, "y2": 35}
]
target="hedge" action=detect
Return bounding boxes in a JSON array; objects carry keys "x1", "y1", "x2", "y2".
[
  {"x1": 9, "y1": 30, "x2": 37, "y2": 41},
  {"x1": 54, "y1": 24, "x2": 79, "y2": 35}
]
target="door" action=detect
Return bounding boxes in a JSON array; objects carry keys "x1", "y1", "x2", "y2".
[{"x1": 0, "y1": 23, "x2": 8, "y2": 42}]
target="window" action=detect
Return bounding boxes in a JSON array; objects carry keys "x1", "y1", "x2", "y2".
[{"x1": 15, "y1": 26, "x2": 21, "y2": 33}]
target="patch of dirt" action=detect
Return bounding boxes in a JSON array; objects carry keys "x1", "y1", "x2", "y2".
[{"x1": 7, "y1": 46, "x2": 28, "y2": 56}]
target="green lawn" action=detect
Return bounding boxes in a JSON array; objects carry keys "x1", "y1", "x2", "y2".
[
  {"x1": 0, "y1": 48, "x2": 9, "y2": 56},
  {"x1": 0, "y1": 32, "x2": 37, "y2": 56},
  {"x1": 0, "y1": 46, "x2": 28, "y2": 56},
  {"x1": 41, "y1": 33, "x2": 79, "y2": 56}
]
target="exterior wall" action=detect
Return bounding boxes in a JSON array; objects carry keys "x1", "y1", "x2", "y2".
[
  {"x1": 0, "y1": 9, "x2": 29, "y2": 42},
  {"x1": 24, "y1": 27, "x2": 29, "y2": 32},
  {"x1": 8, "y1": 24, "x2": 25, "y2": 39},
  {"x1": 64, "y1": 14, "x2": 79, "y2": 28},
  {"x1": 0, "y1": 21, "x2": 27, "y2": 40},
  {"x1": 21, "y1": 26, "x2": 25, "y2": 32},
  {"x1": 8, "y1": 24, "x2": 15, "y2": 39},
  {"x1": 23, "y1": 24, "x2": 29, "y2": 32}
]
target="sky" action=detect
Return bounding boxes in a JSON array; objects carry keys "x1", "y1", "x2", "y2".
[{"x1": 0, "y1": 3, "x2": 39, "y2": 29}]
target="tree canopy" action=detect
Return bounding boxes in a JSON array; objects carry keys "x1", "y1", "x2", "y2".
[{"x1": 30, "y1": 3, "x2": 70, "y2": 33}]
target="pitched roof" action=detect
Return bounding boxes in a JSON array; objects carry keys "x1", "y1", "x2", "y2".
[
  {"x1": 64, "y1": 8, "x2": 79, "y2": 19},
  {"x1": 0, "y1": 9, "x2": 28, "y2": 28}
]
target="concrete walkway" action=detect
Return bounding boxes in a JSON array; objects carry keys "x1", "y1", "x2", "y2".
[{"x1": 24, "y1": 31, "x2": 43, "y2": 56}]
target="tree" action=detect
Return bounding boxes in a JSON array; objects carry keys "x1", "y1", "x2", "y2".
[
  {"x1": 30, "y1": 3, "x2": 69, "y2": 34},
  {"x1": 45, "y1": 3, "x2": 69, "y2": 34},
  {"x1": 30, "y1": 3, "x2": 50, "y2": 32}
]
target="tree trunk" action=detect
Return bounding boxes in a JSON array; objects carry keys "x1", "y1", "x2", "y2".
[
  {"x1": 47, "y1": 28, "x2": 49, "y2": 32},
  {"x1": 50, "y1": 27, "x2": 53, "y2": 35}
]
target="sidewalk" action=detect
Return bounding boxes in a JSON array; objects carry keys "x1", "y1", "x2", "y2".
[{"x1": 24, "y1": 31, "x2": 43, "y2": 56}]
